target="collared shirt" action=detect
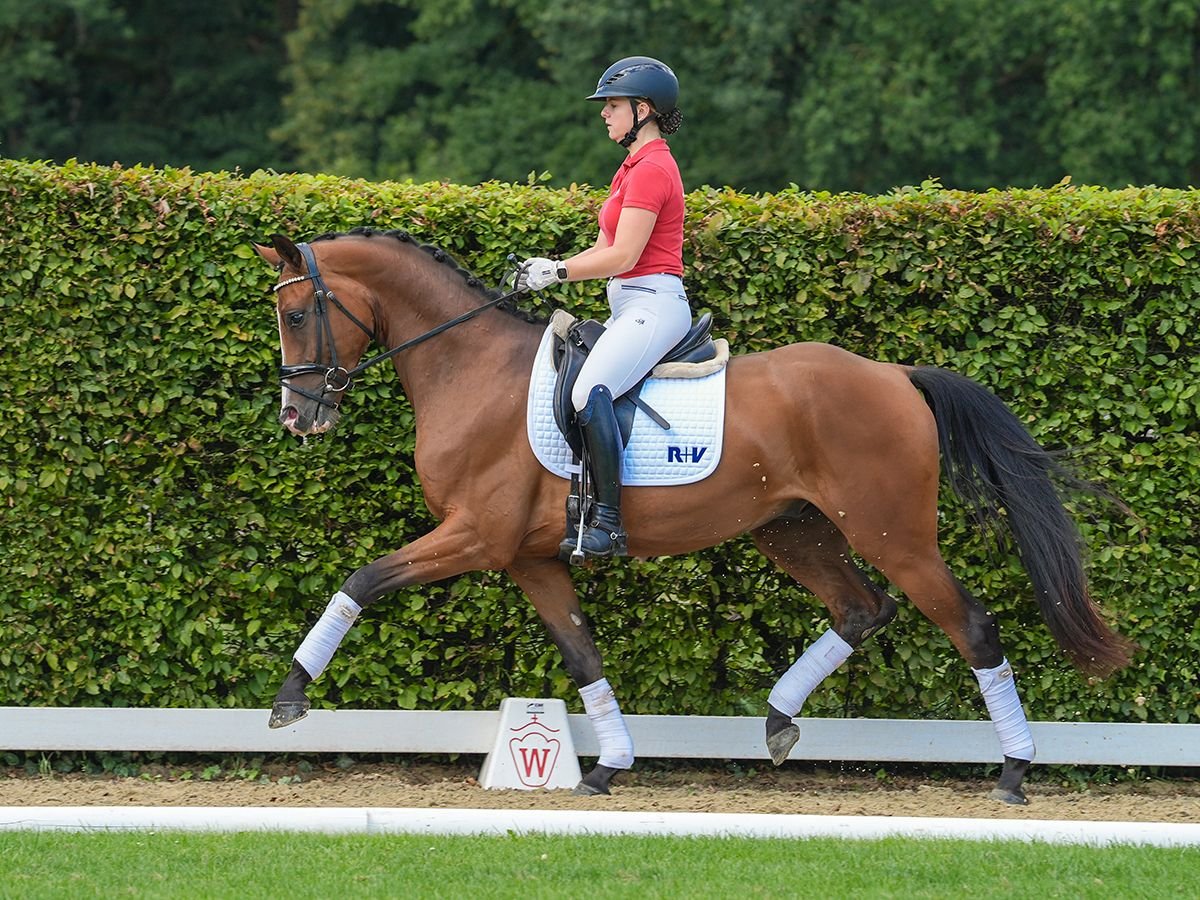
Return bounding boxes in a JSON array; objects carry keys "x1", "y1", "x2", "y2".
[{"x1": 598, "y1": 139, "x2": 685, "y2": 278}]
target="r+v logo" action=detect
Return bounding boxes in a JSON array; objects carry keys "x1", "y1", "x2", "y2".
[{"x1": 667, "y1": 445, "x2": 707, "y2": 463}]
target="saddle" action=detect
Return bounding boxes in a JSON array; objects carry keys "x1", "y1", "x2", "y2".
[{"x1": 550, "y1": 310, "x2": 720, "y2": 457}]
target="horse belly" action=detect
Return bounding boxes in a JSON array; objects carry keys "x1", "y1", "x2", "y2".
[{"x1": 622, "y1": 410, "x2": 805, "y2": 556}]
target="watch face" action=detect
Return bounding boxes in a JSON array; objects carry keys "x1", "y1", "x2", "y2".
[{"x1": 557, "y1": 264, "x2": 568, "y2": 280}]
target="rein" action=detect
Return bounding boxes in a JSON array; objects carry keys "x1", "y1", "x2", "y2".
[{"x1": 274, "y1": 242, "x2": 522, "y2": 409}]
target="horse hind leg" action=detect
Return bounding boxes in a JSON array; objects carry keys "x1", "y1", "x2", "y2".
[
  {"x1": 751, "y1": 508, "x2": 899, "y2": 766},
  {"x1": 858, "y1": 527, "x2": 1035, "y2": 805}
]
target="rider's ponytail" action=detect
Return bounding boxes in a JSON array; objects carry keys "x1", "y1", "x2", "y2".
[{"x1": 658, "y1": 107, "x2": 683, "y2": 135}]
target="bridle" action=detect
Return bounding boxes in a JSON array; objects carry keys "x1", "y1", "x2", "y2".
[{"x1": 273, "y1": 242, "x2": 521, "y2": 410}]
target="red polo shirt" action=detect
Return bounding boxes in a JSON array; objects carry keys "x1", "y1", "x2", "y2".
[{"x1": 598, "y1": 139, "x2": 685, "y2": 278}]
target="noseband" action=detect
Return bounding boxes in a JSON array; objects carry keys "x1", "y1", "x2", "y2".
[{"x1": 274, "y1": 242, "x2": 520, "y2": 410}]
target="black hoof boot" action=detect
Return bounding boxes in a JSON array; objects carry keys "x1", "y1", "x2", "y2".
[
  {"x1": 268, "y1": 699, "x2": 310, "y2": 729},
  {"x1": 268, "y1": 660, "x2": 313, "y2": 729},
  {"x1": 765, "y1": 704, "x2": 799, "y2": 766},
  {"x1": 989, "y1": 755, "x2": 1031, "y2": 805},
  {"x1": 573, "y1": 763, "x2": 623, "y2": 796}
]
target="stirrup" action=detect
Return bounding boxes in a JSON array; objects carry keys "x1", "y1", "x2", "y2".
[
  {"x1": 560, "y1": 504, "x2": 627, "y2": 564},
  {"x1": 560, "y1": 486, "x2": 586, "y2": 562},
  {"x1": 559, "y1": 528, "x2": 628, "y2": 565}
]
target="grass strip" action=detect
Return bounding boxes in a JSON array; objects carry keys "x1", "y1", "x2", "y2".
[{"x1": 1, "y1": 831, "x2": 1197, "y2": 899}]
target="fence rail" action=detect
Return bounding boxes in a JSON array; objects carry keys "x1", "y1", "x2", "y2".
[{"x1": 2, "y1": 708, "x2": 1197, "y2": 766}]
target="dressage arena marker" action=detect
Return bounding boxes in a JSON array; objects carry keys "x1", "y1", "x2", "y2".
[
  {"x1": 2, "y1": 807, "x2": 1199, "y2": 846},
  {"x1": 478, "y1": 698, "x2": 582, "y2": 790}
]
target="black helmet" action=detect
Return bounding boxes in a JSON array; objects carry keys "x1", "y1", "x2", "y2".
[{"x1": 587, "y1": 56, "x2": 679, "y2": 115}]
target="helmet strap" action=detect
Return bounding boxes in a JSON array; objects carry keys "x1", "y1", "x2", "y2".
[{"x1": 619, "y1": 98, "x2": 654, "y2": 148}]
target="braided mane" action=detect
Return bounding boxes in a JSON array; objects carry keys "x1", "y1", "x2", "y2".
[{"x1": 311, "y1": 227, "x2": 542, "y2": 323}]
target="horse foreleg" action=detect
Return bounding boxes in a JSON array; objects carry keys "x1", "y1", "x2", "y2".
[
  {"x1": 752, "y1": 511, "x2": 899, "y2": 765},
  {"x1": 268, "y1": 518, "x2": 490, "y2": 729},
  {"x1": 507, "y1": 556, "x2": 632, "y2": 796},
  {"x1": 267, "y1": 591, "x2": 362, "y2": 727}
]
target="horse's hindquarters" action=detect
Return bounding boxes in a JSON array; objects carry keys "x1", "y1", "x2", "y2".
[{"x1": 617, "y1": 344, "x2": 938, "y2": 559}]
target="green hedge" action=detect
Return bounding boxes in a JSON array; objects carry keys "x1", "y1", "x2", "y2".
[{"x1": 1, "y1": 159, "x2": 1197, "y2": 726}]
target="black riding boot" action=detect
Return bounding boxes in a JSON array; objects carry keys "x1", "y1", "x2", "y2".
[{"x1": 560, "y1": 385, "x2": 627, "y2": 562}]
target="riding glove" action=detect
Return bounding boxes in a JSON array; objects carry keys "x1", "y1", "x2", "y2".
[{"x1": 518, "y1": 257, "x2": 567, "y2": 291}]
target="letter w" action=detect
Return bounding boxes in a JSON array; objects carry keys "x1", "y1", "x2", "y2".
[{"x1": 518, "y1": 747, "x2": 551, "y2": 779}]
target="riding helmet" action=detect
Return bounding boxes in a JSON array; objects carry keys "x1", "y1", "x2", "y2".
[{"x1": 586, "y1": 56, "x2": 679, "y2": 115}]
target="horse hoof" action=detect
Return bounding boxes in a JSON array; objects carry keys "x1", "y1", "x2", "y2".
[
  {"x1": 766, "y1": 723, "x2": 800, "y2": 766},
  {"x1": 268, "y1": 700, "x2": 310, "y2": 729},
  {"x1": 573, "y1": 763, "x2": 622, "y2": 795},
  {"x1": 988, "y1": 786, "x2": 1028, "y2": 806},
  {"x1": 572, "y1": 780, "x2": 609, "y2": 796}
]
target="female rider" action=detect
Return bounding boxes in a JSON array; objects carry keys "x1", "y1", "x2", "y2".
[{"x1": 518, "y1": 56, "x2": 689, "y2": 563}]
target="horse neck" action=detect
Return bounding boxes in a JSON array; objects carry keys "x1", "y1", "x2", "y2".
[{"x1": 373, "y1": 263, "x2": 541, "y2": 414}]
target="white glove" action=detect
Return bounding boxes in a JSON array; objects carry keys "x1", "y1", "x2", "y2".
[{"x1": 517, "y1": 257, "x2": 566, "y2": 291}]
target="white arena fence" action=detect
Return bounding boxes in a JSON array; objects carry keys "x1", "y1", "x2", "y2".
[
  {"x1": 2, "y1": 707, "x2": 1197, "y2": 766},
  {"x1": 4, "y1": 806, "x2": 1200, "y2": 846}
]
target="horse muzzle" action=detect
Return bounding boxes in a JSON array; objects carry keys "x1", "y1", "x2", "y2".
[{"x1": 279, "y1": 401, "x2": 340, "y2": 436}]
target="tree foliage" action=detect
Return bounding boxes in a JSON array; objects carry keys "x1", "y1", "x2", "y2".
[
  {"x1": 1, "y1": 0, "x2": 290, "y2": 172},
  {"x1": 3, "y1": 0, "x2": 1198, "y2": 192}
]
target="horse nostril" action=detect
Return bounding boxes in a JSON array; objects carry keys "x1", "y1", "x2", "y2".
[{"x1": 279, "y1": 406, "x2": 299, "y2": 427}]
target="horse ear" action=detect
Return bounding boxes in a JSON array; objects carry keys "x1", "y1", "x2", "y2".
[
  {"x1": 252, "y1": 241, "x2": 282, "y2": 268},
  {"x1": 269, "y1": 233, "x2": 306, "y2": 272}
]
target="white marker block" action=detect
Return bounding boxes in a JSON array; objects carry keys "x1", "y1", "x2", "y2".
[{"x1": 478, "y1": 698, "x2": 582, "y2": 790}]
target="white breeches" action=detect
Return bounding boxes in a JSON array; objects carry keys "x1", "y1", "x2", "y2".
[{"x1": 571, "y1": 274, "x2": 691, "y2": 411}]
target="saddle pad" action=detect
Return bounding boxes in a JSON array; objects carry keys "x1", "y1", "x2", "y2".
[{"x1": 526, "y1": 323, "x2": 726, "y2": 485}]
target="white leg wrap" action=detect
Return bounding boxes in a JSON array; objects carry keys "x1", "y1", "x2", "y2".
[
  {"x1": 767, "y1": 629, "x2": 854, "y2": 717},
  {"x1": 973, "y1": 658, "x2": 1036, "y2": 762},
  {"x1": 579, "y1": 677, "x2": 634, "y2": 770},
  {"x1": 293, "y1": 591, "x2": 362, "y2": 681}
]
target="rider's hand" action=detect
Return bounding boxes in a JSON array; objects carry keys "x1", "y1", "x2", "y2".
[{"x1": 517, "y1": 257, "x2": 566, "y2": 292}]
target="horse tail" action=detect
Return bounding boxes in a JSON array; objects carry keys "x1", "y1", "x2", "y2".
[{"x1": 907, "y1": 366, "x2": 1133, "y2": 678}]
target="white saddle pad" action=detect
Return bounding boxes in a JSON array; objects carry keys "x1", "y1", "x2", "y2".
[{"x1": 526, "y1": 322, "x2": 726, "y2": 486}]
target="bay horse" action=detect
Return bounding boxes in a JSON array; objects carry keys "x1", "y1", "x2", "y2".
[{"x1": 254, "y1": 227, "x2": 1131, "y2": 804}]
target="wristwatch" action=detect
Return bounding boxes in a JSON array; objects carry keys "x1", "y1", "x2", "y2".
[{"x1": 556, "y1": 262, "x2": 568, "y2": 282}]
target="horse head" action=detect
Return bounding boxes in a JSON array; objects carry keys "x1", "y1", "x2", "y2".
[{"x1": 254, "y1": 233, "x2": 377, "y2": 436}]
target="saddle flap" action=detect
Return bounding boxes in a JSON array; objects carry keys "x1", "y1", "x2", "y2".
[
  {"x1": 552, "y1": 318, "x2": 638, "y2": 455},
  {"x1": 550, "y1": 308, "x2": 726, "y2": 453},
  {"x1": 528, "y1": 322, "x2": 727, "y2": 487},
  {"x1": 552, "y1": 319, "x2": 606, "y2": 457}
]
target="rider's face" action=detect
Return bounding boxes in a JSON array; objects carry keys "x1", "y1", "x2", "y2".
[{"x1": 601, "y1": 97, "x2": 649, "y2": 143}]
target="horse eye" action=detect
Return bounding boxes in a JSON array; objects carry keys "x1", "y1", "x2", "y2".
[{"x1": 287, "y1": 311, "x2": 306, "y2": 328}]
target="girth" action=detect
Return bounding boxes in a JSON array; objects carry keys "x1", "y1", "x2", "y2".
[{"x1": 551, "y1": 311, "x2": 717, "y2": 458}]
